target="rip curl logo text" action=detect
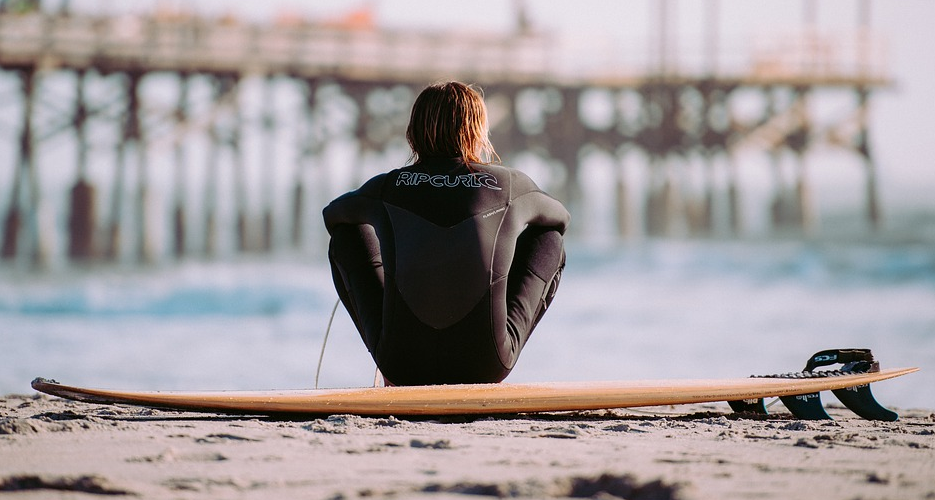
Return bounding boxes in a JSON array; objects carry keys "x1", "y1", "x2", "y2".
[{"x1": 396, "y1": 172, "x2": 502, "y2": 190}]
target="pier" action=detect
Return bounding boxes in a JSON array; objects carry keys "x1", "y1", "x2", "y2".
[{"x1": 0, "y1": 1, "x2": 890, "y2": 267}]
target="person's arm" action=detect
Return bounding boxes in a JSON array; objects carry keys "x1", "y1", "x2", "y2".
[
  {"x1": 507, "y1": 171, "x2": 570, "y2": 234},
  {"x1": 523, "y1": 191, "x2": 570, "y2": 234},
  {"x1": 322, "y1": 174, "x2": 387, "y2": 234}
]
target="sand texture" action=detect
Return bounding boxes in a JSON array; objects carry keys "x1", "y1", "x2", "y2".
[{"x1": 2, "y1": 393, "x2": 934, "y2": 499}]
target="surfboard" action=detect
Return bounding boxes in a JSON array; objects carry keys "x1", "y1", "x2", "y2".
[{"x1": 31, "y1": 366, "x2": 917, "y2": 418}]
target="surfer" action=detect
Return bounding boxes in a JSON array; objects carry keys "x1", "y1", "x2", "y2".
[{"x1": 323, "y1": 81, "x2": 569, "y2": 386}]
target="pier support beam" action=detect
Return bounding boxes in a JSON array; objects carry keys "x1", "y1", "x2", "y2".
[
  {"x1": 291, "y1": 79, "x2": 312, "y2": 249},
  {"x1": 203, "y1": 119, "x2": 220, "y2": 258},
  {"x1": 788, "y1": 88, "x2": 816, "y2": 235},
  {"x1": 614, "y1": 156, "x2": 630, "y2": 238},
  {"x1": 260, "y1": 75, "x2": 277, "y2": 252},
  {"x1": 231, "y1": 80, "x2": 248, "y2": 254},
  {"x1": 1, "y1": 69, "x2": 45, "y2": 265},
  {"x1": 645, "y1": 157, "x2": 681, "y2": 237},
  {"x1": 134, "y1": 77, "x2": 154, "y2": 264},
  {"x1": 726, "y1": 155, "x2": 741, "y2": 234},
  {"x1": 172, "y1": 73, "x2": 190, "y2": 259},
  {"x1": 1, "y1": 70, "x2": 36, "y2": 261},
  {"x1": 202, "y1": 75, "x2": 246, "y2": 256},
  {"x1": 794, "y1": 152, "x2": 816, "y2": 235},
  {"x1": 544, "y1": 87, "x2": 585, "y2": 224},
  {"x1": 106, "y1": 72, "x2": 151, "y2": 262},
  {"x1": 700, "y1": 154, "x2": 716, "y2": 234},
  {"x1": 857, "y1": 88, "x2": 880, "y2": 230},
  {"x1": 68, "y1": 70, "x2": 96, "y2": 261}
]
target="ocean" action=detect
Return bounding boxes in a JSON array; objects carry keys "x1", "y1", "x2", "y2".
[{"x1": 1, "y1": 234, "x2": 932, "y2": 412}]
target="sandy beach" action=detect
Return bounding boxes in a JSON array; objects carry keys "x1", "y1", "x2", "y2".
[{"x1": 1, "y1": 392, "x2": 933, "y2": 500}]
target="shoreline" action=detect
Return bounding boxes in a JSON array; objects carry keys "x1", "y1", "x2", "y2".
[{"x1": 2, "y1": 393, "x2": 933, "y2": 499}]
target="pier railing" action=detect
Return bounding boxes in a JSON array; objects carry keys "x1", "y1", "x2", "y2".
[
  {"x1": 0, "y1": 12, "x2": 888, "y2": 86},
  {"x1": 0, "y1": 12, "x2": 555, "y2": 83}
]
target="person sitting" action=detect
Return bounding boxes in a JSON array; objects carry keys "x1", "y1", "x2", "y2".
[{"x1": 323, "y1": 81, "x2": 569, "y2": 386}]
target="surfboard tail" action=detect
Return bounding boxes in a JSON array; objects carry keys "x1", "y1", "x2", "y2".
[{"x1": 729, "y1": 348, "x2": 902, "y2": 421}]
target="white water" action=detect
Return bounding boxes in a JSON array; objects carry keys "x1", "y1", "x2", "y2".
[{"x1": 2, "y1": 236, "x2": 932, "y2": 411}]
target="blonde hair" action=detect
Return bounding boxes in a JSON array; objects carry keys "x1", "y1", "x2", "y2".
[{"x1": 406, "y1": 81, "x2": 499, "y2": 165}]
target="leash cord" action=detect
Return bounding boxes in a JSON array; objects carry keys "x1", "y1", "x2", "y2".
[{"x1": 315, "y1": 298, "x2": 341, "y2": 389}]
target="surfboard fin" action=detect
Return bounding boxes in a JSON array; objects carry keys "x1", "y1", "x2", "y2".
[
  {"x1": 727, "y1": 398, "x2": 768, "y2": 415},
  {"x1": 831, "y1": 384, "x2": 899, "y2": 422},
  {"x1": 734, "y1": 349, "x2": 900, "y2": 421},
  {"x1": 779, "y1": 392, "x2": 832, "y2": 420}
]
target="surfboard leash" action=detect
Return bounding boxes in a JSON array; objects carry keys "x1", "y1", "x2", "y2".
[
  {"x1": 314, "y1": 296, "x2": 385, "y2": 389},
  {"x1": 751, "y1": 348, "x2": 878, "y2": 379},
  {"x1": 314, "y1": 298, "x2": 342, "y2": 390},
  {"x1": 750, "y1": 361, "x2": 877, "y2": 380}
]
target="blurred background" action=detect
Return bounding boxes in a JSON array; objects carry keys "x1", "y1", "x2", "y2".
[{"x1": 1, "y1": 0, "x2": 932, "y2": 410}]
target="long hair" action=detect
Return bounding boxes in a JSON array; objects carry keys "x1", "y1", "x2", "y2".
[{"x1": 406, "y1": 81, "x2": 499, "y2": 165}]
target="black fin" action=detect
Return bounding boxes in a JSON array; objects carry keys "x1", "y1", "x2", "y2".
[
  {"x1": 728, "y1": 398, "x2": 768, "y2": 415},
  {"x1": 832, "y1": 384, "x2": 899, "y2": 422},
  {"x1": 779, "y1": 392, "x2": 832, "y2": 420}
]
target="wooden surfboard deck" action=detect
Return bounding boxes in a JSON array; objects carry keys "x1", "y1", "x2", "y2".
[{"x1": 31, "y1": 367, "x2": 917, "y2": 417}]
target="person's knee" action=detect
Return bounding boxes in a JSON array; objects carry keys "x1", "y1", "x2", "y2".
[
  {"x1": 517, "y1": 229, "x2": 564, "y2": 281},
  {"x1": 331, "y1": 224, "x2": 381, "y2": 263}
]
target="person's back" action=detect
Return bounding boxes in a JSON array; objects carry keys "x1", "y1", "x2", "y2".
[{"x1": 323, "y1": 82, "x2": 569, "y2": 385}]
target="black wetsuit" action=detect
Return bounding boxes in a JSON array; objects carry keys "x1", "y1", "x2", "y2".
[{"x1": 323, "y1": 158, "x2": 569, "y2": 385}]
